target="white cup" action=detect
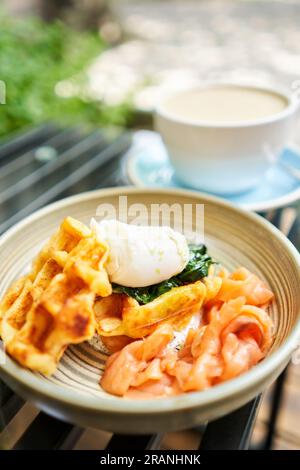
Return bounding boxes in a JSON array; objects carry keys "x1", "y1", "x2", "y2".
[{"x1": 155, "y1": 83, "x2": 300, "y2": 195}]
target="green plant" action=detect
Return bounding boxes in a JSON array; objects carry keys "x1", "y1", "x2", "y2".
[{"x1": 0, "y1": 14, "x2": 133, "y2": 137}]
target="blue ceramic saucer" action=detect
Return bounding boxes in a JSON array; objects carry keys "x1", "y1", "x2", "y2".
[{"x1": 125, "y1": 130, "x2": 300, "y2": 212}]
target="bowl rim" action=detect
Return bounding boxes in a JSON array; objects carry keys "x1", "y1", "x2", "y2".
[
  {"x1": 155, "y1": 82, "x2": 300, "y2": 129},
  {"x1": 0, "y1": 186, "x2": 300, "y2": 414}
]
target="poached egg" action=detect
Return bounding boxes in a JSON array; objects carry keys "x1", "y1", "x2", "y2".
[{"x1": 91, "y1": 219, "x2": 189, "y2": 288}]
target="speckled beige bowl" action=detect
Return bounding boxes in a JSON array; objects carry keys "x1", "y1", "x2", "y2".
[{"x1": 0, "y1": 187, "x2": 300, "y2": 433}]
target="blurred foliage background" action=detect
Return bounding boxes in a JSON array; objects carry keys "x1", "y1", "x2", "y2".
[
  {"x1": 1, "y1": 0, "x2": 299, "y2": 139},
  {"x1": 0, "y1": 10, "x2": 133, "y2": 138}
]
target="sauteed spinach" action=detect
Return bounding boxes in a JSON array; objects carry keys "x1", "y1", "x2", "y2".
[{"x1": 113, "y1": 244, "x2": 213, "y2": 305}]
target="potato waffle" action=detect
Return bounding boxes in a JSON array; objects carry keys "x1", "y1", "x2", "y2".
[{"x1": 0, "y1": 217, "x2": 112, "y2": 375}]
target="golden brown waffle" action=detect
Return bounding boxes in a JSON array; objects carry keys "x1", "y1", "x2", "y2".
[{"x1": 0, "y1": 217, "x2": 112, "y2": 375}]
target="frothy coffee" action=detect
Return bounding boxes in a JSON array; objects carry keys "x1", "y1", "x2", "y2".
[{"x1": 162, "y1": 85, "x2": 288, "y2": 123}]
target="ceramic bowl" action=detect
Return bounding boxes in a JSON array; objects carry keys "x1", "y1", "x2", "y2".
[{"x1": 155, "y1": 83, "x2": 300, "y2": 194}]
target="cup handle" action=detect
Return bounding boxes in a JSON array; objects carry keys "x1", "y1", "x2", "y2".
[{"x1": 279, "y1": 142, "x2": 300, "y2": 180}]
